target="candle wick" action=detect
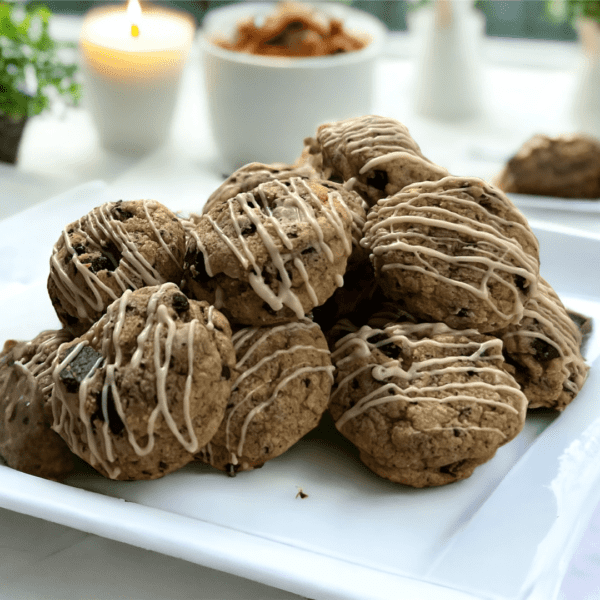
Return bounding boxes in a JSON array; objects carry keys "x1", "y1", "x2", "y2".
[{"x1": 131, "y1": 23, "x2": 140, "y2": 37}]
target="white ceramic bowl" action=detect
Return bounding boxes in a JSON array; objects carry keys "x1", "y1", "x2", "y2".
[{"x1": 200, "y1": 2, "x2": 387, "y2": 172}]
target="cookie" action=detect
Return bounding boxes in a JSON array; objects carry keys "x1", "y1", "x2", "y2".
[
  {"x1": 183, "y1": 177, "x2": 354, "y2": 326},
  {"x1": 301, "y1": 115, "x2": 448, "y2": 206},
  {"x1": 497, "y1": 278, "x2": 589, "y2": 411},
  {"x1": 50, "y1": 283, "x2": 236, "y2": 480},
  {"x1": 202, "y1": 162, "x2": 318, "y2": 214},
  {"x1": 362, "y1": 176, "x2": 540, "y2": 333},
  {"x1": 496, "y1": 133, "x2": 600, "y2": 199},
  {"x1": 197, "y1": 318, "x2": 333, "y2": 474},
  {"x1": 200, "y1": 164, "x2": 368, "y2": 264},
  {"x1": 48, "y1": 199, "x2": 186, "y2": 335},
  {"x1": 329, "y1": 322, "x2": 527, "y2": 487},
  {"x1": 0, "y1": 330, "x2": 75, "y2": 480}
]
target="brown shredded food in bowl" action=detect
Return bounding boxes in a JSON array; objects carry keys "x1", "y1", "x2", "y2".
[{"x1": 212, "y1": 1, "x2": 368, "y2": 57}]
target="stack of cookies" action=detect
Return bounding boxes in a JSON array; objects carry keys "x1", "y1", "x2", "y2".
[{"x1": 0, "y1": 116, "x2": 589, "y2": 488}]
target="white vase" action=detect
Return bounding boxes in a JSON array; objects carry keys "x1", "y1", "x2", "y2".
[
  {"x1": 572, "y1": 19, "x2": 600, "y2": 139},
  {"x1": 410, "y1": 0, "x2": 485, "y2": 121}
]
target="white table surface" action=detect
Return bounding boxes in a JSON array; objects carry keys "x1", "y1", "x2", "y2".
[{"x1": 1, "y1": 15, "x2": 599, "y2": 600}]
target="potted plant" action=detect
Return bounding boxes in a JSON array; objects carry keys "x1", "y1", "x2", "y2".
[{"x1": 0, "y1": 0, "x2": 80, "y2": 163}]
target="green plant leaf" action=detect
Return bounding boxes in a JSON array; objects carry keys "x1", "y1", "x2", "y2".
[{"x1": 0, "y1": 0, "x2": 80, "y2": 118}]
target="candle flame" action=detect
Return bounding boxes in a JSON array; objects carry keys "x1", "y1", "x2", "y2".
[{"x1": 127, "y1": 0, "x2": 142, "y2": 37}]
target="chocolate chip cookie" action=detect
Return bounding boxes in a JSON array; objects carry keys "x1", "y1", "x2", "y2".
[
  {"x1": 48, "y1": 199, "x2": 186, "y2": 335},
  {"x1": 301, "y1": 115, "x2": 448, "y2": 206},
  {"x1": 362, "y1": 176, "x2": 540, "y2": 332},
  {"x1": 183, "y1": 177, "x2": 354, "y2": 326},
  {"x1": 50, "y1": 283, "x2": 236, "y2": 480},
  {"x1": 197, "y1": 318, "x2": 333, "y2": 474},
  {"x1": 329, "y1": 322, "x2": 527, "y2": 487},
  {"x1": 496, "y1": 133, "x2": 600, "y2": 199},
  {"x1": 0, "y1": 330, "x2": 75, "y2": 479},
  {"x1": 497, "y1": 278, "x2": 589, "y2": 410}
]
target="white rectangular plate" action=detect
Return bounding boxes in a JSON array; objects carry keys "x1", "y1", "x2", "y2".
[{"x1": 0, "y1": 183, "x2": 599, "y2": 600}]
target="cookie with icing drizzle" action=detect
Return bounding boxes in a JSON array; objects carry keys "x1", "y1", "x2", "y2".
[
  {"x1": 202, "y1": 161, "x2": 319, "y2": 215},
  {"x1": 50, "y1": 283, "x2": 236, "y2": 480},
  {"x1": 0, "y1": 330, "x2": 75, "y2": 480},
  {"x1": 495, "y1": 133, "x2": 600, "y2": 199},
  {"x1": 198, "y1": 164, "x2": 368, "y2": 267},
  {"x1": 329, "y1": 322, "x2": 527, "y2": 488},
  {"x1": 48, "y1": 199, "x2": 186, "y2": 336},
  {"x1": 362, "y1": 176, "x2": 541, "y2": 333},
  {"x1": 197, "y1": 318, "x2": 333, "y2": 474},
  {"x1": 496, "y1": 278, "x2": 589, "y2": 411},
  {"x1": 301, "y1": 115, "x2": 449, "y2": 206},
  {"x1": 183, "y1": 177, "x2": 354, "y2": 326}
]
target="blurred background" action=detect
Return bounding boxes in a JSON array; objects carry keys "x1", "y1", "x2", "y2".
[{"x1": 45, "y1": 0, "x2": 579, "y2": 41}]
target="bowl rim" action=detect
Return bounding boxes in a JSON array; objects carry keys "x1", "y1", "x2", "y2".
[{"x1": 199, "y1": 1, "x2": 388, "y2": 69}]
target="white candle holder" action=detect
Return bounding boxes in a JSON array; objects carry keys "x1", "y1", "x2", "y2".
[{"x1": 79, "y1": 4, "x2": 195, "y2": 155}]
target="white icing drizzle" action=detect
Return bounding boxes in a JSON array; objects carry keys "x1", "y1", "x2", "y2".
[
  {"x1": 221, "y1": 319, "x2": 334, "y2": 465},
  {"x1": 197, "y1": 441, "x2": 214, "y2": 464},
  {"x1": 206, "y1": 305, "x2": 216, "y2": 331},
  {"x1": 141, "y1": 200, "x2": 180, "y2": 265},
  {"x1": 51, "y1": 283, "x2": 203, "y2": 478},
  {"x1": 48, "y1": 201, "x2": 178, "y2": 322},
  {"x1": 331, "y1": 322, "x2": 527, "y2": 434},
  {"x1": 197, "y1": 178, "x2": 351, "y2": 317},
  {"x1": 214, "y1": 285, "x2": 225, "y2": 309},
  {"x1": 343, "y1": 177, "x2": 358, "y2": 191},
  {"x1": 362, "y1": 181, "x2": 540, "y2": 326}
]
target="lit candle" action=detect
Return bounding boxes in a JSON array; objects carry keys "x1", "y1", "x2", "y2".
[{"x1": 79, "y1": 0, "x2": 195, "y2": 154}]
